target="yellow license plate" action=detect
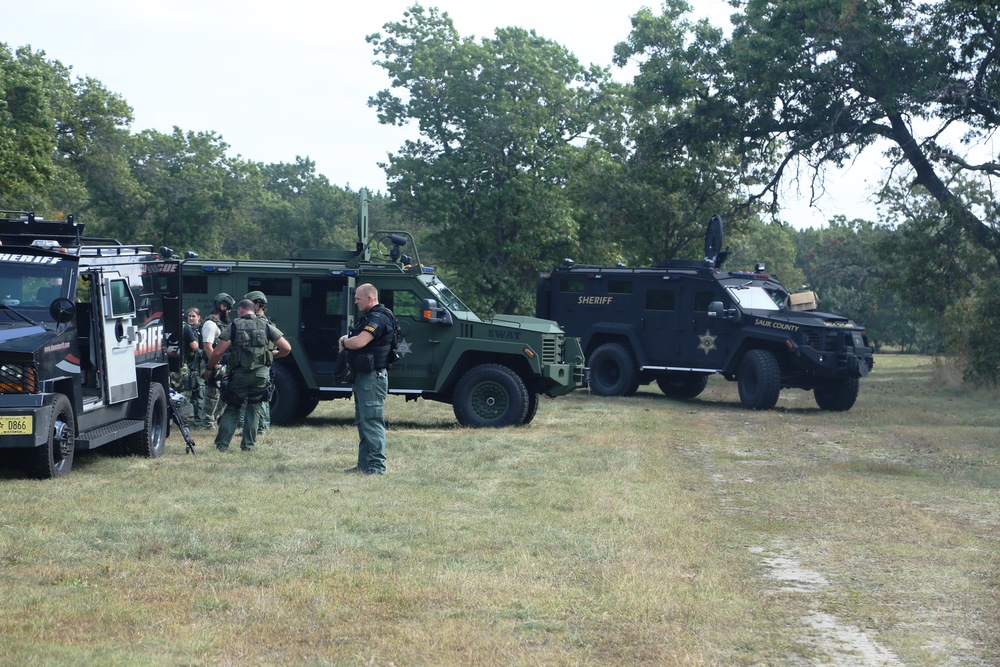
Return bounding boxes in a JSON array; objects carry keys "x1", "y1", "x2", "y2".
[{"x1": 0, "y1": 416, "x2": 33, "y2": 435}]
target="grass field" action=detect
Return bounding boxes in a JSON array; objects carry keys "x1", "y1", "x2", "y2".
[{"x1": 1, "y1": 354, "x2": 998, "y2": 666}]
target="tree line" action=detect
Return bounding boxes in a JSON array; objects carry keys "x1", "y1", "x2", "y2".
[{"x1": 2, "y1": 0, "x2": 998, "y2": 384}]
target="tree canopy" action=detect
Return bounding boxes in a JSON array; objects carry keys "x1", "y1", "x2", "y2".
[
  {"x1": 367, "y1": 5, "x2": 612, "y2": 315},
  {"x1": 615, "y1": 0, "x2": 1000, "y2": 259}
]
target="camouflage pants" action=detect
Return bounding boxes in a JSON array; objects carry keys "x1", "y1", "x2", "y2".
[
  {"x1": 204, "y1": 385, "x2": 224, "y2": 429},
  {"x1": 189, "y1": 375, "x2": 206, "y2": 427}
]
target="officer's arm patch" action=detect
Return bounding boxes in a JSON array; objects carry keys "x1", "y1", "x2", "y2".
[{"x1": 364, "y1": 325, "x2": 377, "y2": 334}]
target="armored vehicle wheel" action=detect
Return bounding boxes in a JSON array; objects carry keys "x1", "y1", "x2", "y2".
[
  {"x1": 125, "y1": 382, "x2": 167, "y2": 457},
  {"x1": 269, "y1": 364, "x2": 302, "y2": 426},
  {"x1": 454, "y1": 364, "x2": 530, "y2": 428},
  {"x1": 295, "y1": 394, "x2": 321, "y2": 421},
  {"x1": 737, "y1": 350, "x2": 781, "y2": 410},
  {"x1": 588, "y1": 343, "x2": 640, "y2": 396},
  {"x1": 26, "y1": 393, "x2": 75, "y2": 479},
  {"x1": 522, "y1": 392, "x2": 540, "y2": 425},
  {"x1": 814, "y1": 377, "x2": 860, "y2": 411},
  {"x1": 656, "y1": 372, "x2": 710, "y2": 399}
]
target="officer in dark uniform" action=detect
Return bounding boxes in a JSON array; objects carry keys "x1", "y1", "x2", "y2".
[
  {"x1": 205, "y1": 299, "x2": 291, "y2": 451},
  {"x1": 338, "y1": 283, "x2": 395, "y2": 475}
]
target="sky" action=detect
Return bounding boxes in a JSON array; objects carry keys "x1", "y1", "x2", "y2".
[{"x1": 3, "y1": 0, "x2": 884, "y2": 229}]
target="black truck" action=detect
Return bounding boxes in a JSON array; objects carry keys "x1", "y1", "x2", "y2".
[
  {"x1": 0, "y1": 212, "x2": 182, "y2": 478},
  {"x1": 536, "y1": 216, "x2": 874, "y2": 411}
]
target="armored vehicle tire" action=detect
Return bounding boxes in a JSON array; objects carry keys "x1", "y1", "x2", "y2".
[
  {"x1": 814, "y1": 377, "x2": 860, "y2": 411},
  {"x1": 26, "y1": 393, "x2": 75, "y2": 479},
  {"x1": 522, "y1": 392, "x2": 540, "y2": 425},
  {"x1": 588, "y1": 343, "x2": 640, "y2": 396},
  {"x1": 453, "y1": 364, "x2": 530, "y2": 428},
  {"x1": 656, "y1": 372, "x2": 710, "y2": 399},
  {"x1": 125, "y1": 382, "x2": 167, "y2": 458},
  {"x1": 269, "y1": 364, "x2": 302, "y2": 426},
  {"x1": 737, "y1": 350, "x2": 781, "y2": 410},
  {"x1": 295, "y1": 394, "x2": 321, "y2": 421}
]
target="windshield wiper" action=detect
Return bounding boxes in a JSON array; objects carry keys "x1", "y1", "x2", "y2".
[{"x1": 0, "y1": 302, "x2": 43, "y2": 327}]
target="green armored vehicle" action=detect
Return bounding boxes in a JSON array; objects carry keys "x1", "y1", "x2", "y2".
[{"x1": 182, "y1": 192, "x2": 585, "y2": 427}]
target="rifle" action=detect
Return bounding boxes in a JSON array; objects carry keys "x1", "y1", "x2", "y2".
[{"x1": 168, "y1": 388, "x2": 197, "y2": 455}]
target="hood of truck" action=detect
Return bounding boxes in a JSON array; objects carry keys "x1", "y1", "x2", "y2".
[
  {"x1": 0, "y1": 322, "x2": 54, "y2": 354},
  {"x1": 488, "y1": 313, "x2": 568, "y2": 334}
]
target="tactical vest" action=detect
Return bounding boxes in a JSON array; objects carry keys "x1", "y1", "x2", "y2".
[
  {"x1": 229, "y1": 316, "x2": 273, "y2": 372},
  {"x1": 354, "y1": 305, "x2": 396, "y2": 370}
]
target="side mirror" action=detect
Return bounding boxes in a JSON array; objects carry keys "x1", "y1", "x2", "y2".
[
  {"x1": 49, "y1": 297, "x2": 75, "y2": 324},
  {"x1": 708, "y1": 301, "x2": 740, "y2": 323},
  {"x1": 420, "y1": 298, "x2": 453, "y2": 325}
]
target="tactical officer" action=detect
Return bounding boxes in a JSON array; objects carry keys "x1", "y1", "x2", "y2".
[
  {"x1": 338, "y1": 283, "x2": 395, "y2": 475},
  {"x1": 201, "y1": 293, "x2": 235, "y2": 430},
  {"x1": 184, "y1": 307, "x2": 207, "y2": 428},
  {"x1": 241, "y1": 290, "x2": 273, "y2": 433},
  {"x1": 205, "y1": 299, "x2": 290, "y2": 451}
]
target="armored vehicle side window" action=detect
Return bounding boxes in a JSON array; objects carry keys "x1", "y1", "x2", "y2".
[
  {"x1": 646, "y1": 289, "x2": 675, "y2": 311},
  {"x1": 561, "y1": 279, "x2": 584, "y2": 293},
  {"x1": 109, "y1": 279, "x2": 136, "y2": 317},
  {"x1": 382, "y1": 290, "x2": 422, "y2": 319},
  {"x1": 694, "y1": 290, "x2": 718, "y2": 311},
  {"x1": 608, "y1": 280, "x2": 633, "y2": 294},
  {"x1": 324, "y1": 292, "x2": 343, "y2": 316},
  {"x1": 248, "y1": 278, "x2": 292, "y2": 297},
  {"x1": 184, "y1": 275, "x2": 208, "y2": 295}
]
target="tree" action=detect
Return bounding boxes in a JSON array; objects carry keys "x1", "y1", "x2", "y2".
[
  {"x1": 876, "y1": 172, "x2": 998, "y2": 367},
  {"x1": 727, "y1": 218, "x2": 807, "y2": 292},
  {"x1": 87, "y1": 128, "x2": 252, "y2": 255},
  {"x1": 1, "y1": 44, "x2": 133, "y2": 216},
  {"x1": 368, "y1": 5, "x2": 610, "y2": 315},
  {"x1": 795, "y1": 216, "x2": 926, "y2": 350},
  {"x1": 614, "y1": 0, "x2": 1000, "y2": 262},
  {"x1": 255, "y1": 158, "x2": 359, "y2": 258}
]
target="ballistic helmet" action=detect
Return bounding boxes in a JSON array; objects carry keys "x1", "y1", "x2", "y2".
[
  {"x1": 245, "y1": 290, "x2": 267, "y2": 304},
  {"x1": 214, "y1": 292, "x2": 236, "y2": 308}
]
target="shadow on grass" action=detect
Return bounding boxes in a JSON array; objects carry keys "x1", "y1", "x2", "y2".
[
  {"x1": 283, "y1": 415, "x2": 458, "y2": 430},
  {"x1": 0, "y1": 446, "x2": 115, "y2": 480},
  {"x1": 627, "y1": 391, "x2": 825, "y2": 415}
]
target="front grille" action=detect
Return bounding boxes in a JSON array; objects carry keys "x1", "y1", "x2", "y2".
[
  {"x1": 803, "y1": 330, "x2": 842, "y2": 352},
  {"x1": 0, "y1": 363, "x2": 38, "y2": 394},
  {"x1": 541, "y1": 336, "x2": 560, "y2": 364}
]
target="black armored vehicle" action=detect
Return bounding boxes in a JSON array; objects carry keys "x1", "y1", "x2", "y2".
[
  {"x1": 536, "y1": 216, "x2": 874, "y2": 411},
  {"x1": 0, "y1": 212, "x2": 181, "y2": 478}
]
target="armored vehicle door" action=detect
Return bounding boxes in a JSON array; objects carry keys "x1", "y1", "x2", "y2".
[
  {"x1": 299, "y1": 277, "x2": 350, "y2": 376},
  {"x1": 637, "y1": 277, "x2": 683, "y2": 367},
  {"x1": 97, "y1": 273, "x2": 139, "y2": 403},
  {"x1": 680, "y1": 277, "x2": 738, "y2": 372},
  {"x1": 379, "y1": 282, "x2": 443, "y2": 392}
]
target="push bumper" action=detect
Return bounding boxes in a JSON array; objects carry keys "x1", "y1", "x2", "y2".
[{"x1": 0, "y1": 394, "x2": 51, "y2": 448}]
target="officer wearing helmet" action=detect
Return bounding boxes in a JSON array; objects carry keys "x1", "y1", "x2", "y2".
[
  {"x1": 205, "y1": 298, "x2": 290, "y2": 451},
  {"x1": 241, "y1": 290, "x2": 273, "y2": 433},
  {"x1": 200, "y1": 293, "x2": 235, "y2": 430}
]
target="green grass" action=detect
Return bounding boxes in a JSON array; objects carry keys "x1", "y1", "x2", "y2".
[{"x1": 1, "y1": 354, "x2": 998, "y2": 665}]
